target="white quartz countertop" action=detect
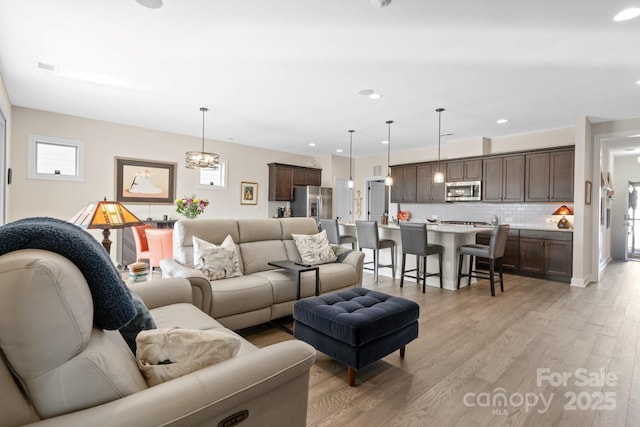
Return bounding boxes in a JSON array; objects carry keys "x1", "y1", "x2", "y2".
[{"x1": 341, "y1": 222, "x2": 573, "y2": 233}]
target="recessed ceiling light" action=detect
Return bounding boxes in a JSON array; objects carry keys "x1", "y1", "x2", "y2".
[
  {"x1": 636, "y1": 80, "x2": 640, "y2": 85},
  {"x1": 308, "y1": 143, "x2": 316, "y2": 147},
  {"x1": 614, "y1": 8, "x2": 640, "y2": 22},
  {"x1": 496, "y1": 118, "x2": 508, "y2": 124},
  {"x1": 369, "y1": 93, "x2": 382, "y2": 100},
  {"x1": 629, "y1": 134, "x2": 640, "y2": 137},
  {"x1": 381, "y1": 140, "x2": 389, "y2": 145},
  {"x1": 336, "y1": 149, "x2": 343, "y2": 153},
  {"x1": 135, "y1": 0, "x2": 163, "y2": 9},
  {"x1": 358, "y1": 89, "x2": 374, "y2": 96}
]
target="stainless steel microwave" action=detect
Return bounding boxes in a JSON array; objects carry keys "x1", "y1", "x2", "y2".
[{"x1": 445, "y1": 180, "x2": 482, "y2": 201}]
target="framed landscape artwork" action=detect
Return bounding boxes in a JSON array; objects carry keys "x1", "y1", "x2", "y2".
[
  {"x1": 241, "y1": 181, "x2": 258, "y2": 205},
  {"x1": 115, "y1": 157, "x2": 176, "y2": 204}
]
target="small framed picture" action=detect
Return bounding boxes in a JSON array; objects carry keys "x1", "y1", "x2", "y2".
[
  {"x1": 585, "y1": 180, "x2": 592, "y2": 205},
  {"x1": 240, "y1": 181, "x2": 258, "y2": 205}
]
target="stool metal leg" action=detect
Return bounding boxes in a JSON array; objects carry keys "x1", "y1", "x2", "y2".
[
  {"x1": 467, "y1": 255, "x2": 474, "y2": 287},
  {"x1": 489, "y1": 258, "x2": 496, "y2": 297},
  {"x1": 374, "y1": 249, "x2": 378, "y2": 283},
  {"x1": 457, "y1": 253, "x2": 463, "y2": 289},
  {"x1": 438, "y1": 252, "x2": 443, "y2": 288},
  {"x1": 421, "y1": 255, "x2": 427, "y2": 293},
  {"x1": 400, "y1": 253, "x2": 406, "y2": 288}
]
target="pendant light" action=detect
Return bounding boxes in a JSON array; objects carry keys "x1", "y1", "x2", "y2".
[
  {"x1": 348, "y1": 129, "x2": 355, "y2": 189},
  {"x1": 185, "y1": 107, "x2": 220, "y2": 170},
  {"x1": 384, "y1": 120, "x2": 394, "y2": 186},
  {"x1": 433, "y1": 108, "x2": 445, "y2": 184}
]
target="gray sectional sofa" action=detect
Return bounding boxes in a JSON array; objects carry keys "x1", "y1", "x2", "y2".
[{"x1": 160, "y1": 217, "x2": 365, "y2": 330}]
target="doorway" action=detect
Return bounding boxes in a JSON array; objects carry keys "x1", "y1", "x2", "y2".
[
  {"x1": 627, "y1": 180, "x2": 640, "y2": 260},
  {"x1": 367, "y1": 179, "x2": 387, "y2": 221},
  {"x1": 0, "y1": 108, "x2": 5, "y2": 225}
]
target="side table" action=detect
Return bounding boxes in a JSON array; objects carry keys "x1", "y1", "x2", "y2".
[{"x1": 267, "y1": 260, "x2": 320, "y2": 300}]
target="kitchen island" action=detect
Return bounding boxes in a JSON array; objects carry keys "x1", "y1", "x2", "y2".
[{"x1": 340, "y1": 222, "x2": 493, "y2": 290}]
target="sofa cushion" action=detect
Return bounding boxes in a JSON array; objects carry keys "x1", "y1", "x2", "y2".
[
  {"x1": 209, "y1": 275, "x2": 275, "y2": 319},
  {"x1": 239, "y1": 240, "x2": 289, "y2": 275},
  {"x1": 317, "y1": 263, "x2": 358, "y2": 294},
  {"x1": 292, "y1": 230, "x2": 337, "y2": 265},
  {"x1": 193, "y1": 235, "x2": 242, "y2": 280}
]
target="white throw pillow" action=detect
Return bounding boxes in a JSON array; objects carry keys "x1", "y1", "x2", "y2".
[
  {"x1": 292, "y1": 230, "x2": 337, "y2": 265},
  {"x1": 193, "y1": 235, "x2": 242, "y2": 281},
  {"x1": 136, "y1": 328, "x2": 241, "y2": 386}
]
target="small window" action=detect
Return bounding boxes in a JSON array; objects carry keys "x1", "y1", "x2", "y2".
[
  {"x1": 196, "y1": 159, "x2": 227, "y2": 190},
  {"x1": 27, "y1": 135, "x2": 84, "y2": 182}
]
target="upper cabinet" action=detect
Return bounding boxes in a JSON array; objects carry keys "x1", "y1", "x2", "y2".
[
  {"x1": 268, "y1": 163, "x2": 322, "y2": 201},
  {"x1": 390, "y1": 165, "x2": 417, "y2": 203},
  {"x1": 525, "y1": 149, "x2": 574, "y2": 202},
  {"x1": 482, "y1": 155, "x2": 525, "y2": 202},
  {"x1": 416, "y1": 163, "x2": 446, "y2": 203},
  {"x1": 446, "y1": 159, "x2": 482, "y2": 182}
]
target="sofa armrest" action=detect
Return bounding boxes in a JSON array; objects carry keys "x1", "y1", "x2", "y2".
[
  {"x1": 158, "y1": 259, "x2": 212, "y2": 313},
  {"x1": 160, "y1": 258, "x2": 206, "y2": 280},
  {"x1": 127, "y1": 278, "x2": 193, "y2": 310},
  {"x1": 341, "y1": 250, "x2": 365, "y2": 287},
  {"x1": 25, "y1": 340, "x2": 316, "y2": 427}
]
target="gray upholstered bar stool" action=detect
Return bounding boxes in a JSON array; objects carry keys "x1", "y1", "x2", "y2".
[
  {"x1": 319, "y1": 219, "x2": 357, "y2": 249},
  {"x1": 399, "y1": 222, "x2": 444, "y2": 292},
  {"x1": 457, "y1": 224, "x2": 510, "y2": 296},
  {"x1": 355, "y1": 220, "x2": 396, "y2": 283}
]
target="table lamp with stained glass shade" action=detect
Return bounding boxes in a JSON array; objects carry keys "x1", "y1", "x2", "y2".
[
  {"x1": 70, "y1": 197, "x2": 144, "y2": 254},
  {"x1": 552, "y1": 205, "x2": 573, "y2": 229}
]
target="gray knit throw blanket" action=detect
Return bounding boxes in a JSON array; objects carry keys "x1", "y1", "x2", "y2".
[{"x1": 0, "y1": 217, "x2": 135, "y2": 330}]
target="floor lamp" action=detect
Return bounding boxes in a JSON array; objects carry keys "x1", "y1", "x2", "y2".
[{"x1": 70, "y1": 197, "x2": 144, "y2": 255}]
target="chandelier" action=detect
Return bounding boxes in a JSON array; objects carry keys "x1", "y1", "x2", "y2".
[{"x1": 185, "y1": 107, "x2": 220, "y2": 170}]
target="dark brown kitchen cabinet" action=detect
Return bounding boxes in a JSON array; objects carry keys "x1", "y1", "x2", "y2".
[
  {"x1": 476, "y1": 229, "x2": 572, "y2": 283},
  {"x1": 525, "y1": 149, "x2": 574, "y2": 202},
  {"x1": 446, "y1": 159, "x2": 482, "y2": 182},
  {"x1": 519, "y1": 230, "x2": 573, "y2": 282},
  {"x1": 416, "y1": 163, "x2": 445, "y2": 203},
  {"x1": 268, "y1": 163, "x2": 322, "y2": 201},
  {"x1": 390, "y1": 165, "x2": 417, "y2": 203},
  {"x1": 482, "y1": 155, "x2": 525, "y2": 202}
]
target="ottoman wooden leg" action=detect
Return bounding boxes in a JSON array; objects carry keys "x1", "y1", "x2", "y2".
[
  {"x1": 400, "y1": 345, "x2": 406, "y2": 358},
  {"x1": 348, "y1": 367, "x2": 356, "y2": 387}
]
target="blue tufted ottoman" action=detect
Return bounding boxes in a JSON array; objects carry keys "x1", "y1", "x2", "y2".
[{"x1": 293, "y1": 288, "x2": 419, "y2": 386}]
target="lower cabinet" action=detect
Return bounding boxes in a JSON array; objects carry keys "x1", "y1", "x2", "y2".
[{"x1": 476, "y1": 229, "x2": 572, "y2": 283}]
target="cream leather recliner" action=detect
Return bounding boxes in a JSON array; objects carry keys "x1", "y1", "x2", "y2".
[{"x1": 0, "y1": 249, "x2": 315, "y2": 427}]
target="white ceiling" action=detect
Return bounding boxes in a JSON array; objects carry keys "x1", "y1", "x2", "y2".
[{"x1": 1, "y1": 0, "x2": 640, "y2": 158}]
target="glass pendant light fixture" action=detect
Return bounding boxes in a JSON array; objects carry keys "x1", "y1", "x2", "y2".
[
  {"x1": 185, "y1": 107, "x2": 220, "y2": 170},
  {"x1": 433, "y1": 108, "x2": 445, "y2": 184},
  {"x1": 348, "y1": 129, "x2": 355, "y2": 189},
  {"x1": 384, "y1": 120, "x2": 394, "y2": 186}
]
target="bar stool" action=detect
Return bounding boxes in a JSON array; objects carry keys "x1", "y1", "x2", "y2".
[
  {"x1": 319, "y1": 219, "x2": 357, "y2": 249},
  {"x1": 399, "y1": 222, "x2": 443, "y2": 292},
  {"x1": 457, "y1": 224, "x2": 510, "y2": 296},
  {"x1": 355, "y1": 220, "x2": 396, "y2": 283}
]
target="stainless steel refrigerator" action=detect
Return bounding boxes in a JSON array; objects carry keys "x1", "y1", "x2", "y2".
[{"x1": 291, "y1": 186, "x2": 333, "y2": 222}]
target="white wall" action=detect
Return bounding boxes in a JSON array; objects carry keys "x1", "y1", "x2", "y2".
[{"x1": 9, "y1": 107, "x2": 323, "y2": 258}]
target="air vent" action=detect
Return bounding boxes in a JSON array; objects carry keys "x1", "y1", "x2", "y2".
[{"x1": 373, "y1": 165, "x2": 382, "y2": 176}]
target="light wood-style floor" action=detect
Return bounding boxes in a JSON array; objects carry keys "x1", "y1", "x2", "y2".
[{"x1": 239, "y1": 261, "x2": 640, "y2": 427}]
